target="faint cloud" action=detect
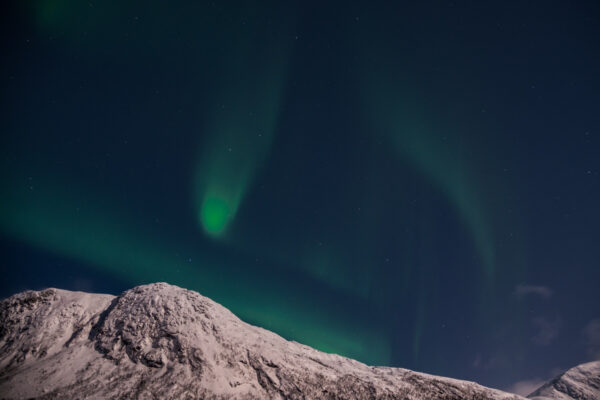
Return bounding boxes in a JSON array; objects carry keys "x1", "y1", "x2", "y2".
[
  {"x1": 508, "y1": 379, "x2": 546, "y2": 396},
  {"x1": 514, "y1": 284, "x2": 553, "y2": 300},
  {"x1": 582, "y1": 319, "x2": 600, "y2": 360},
  {"x1": 532, "y1": 316, "x2": 561, "y2": 346}
]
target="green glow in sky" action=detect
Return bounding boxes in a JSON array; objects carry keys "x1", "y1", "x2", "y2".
[
  {"x1": 0, "y1": 173, "x2": 389, "y2": 365},
  {"x1": 29, "y1": 0, "x2": 111, "y2": 43},
  {"x1": 33, "y1": 0, "x2": 68, "y2": 30},
  {"x1": 200, "y1": 195, "x2": 232, "y2": 236},
  {"x1": 359, "y1": 80, "x2": 496, "y2": 281},
  {"x1": 396, "y1": 128, "x2": 496, "y2": 279},
  {"x1": 358, "y1": 59, "x2": 498, "y2": 358},
  {"x1": 193, "y1": 51, "x2": 287, "y2": 239},
  {"x1": 301, "y1": 248, "x2": 373, "y2": 300}
]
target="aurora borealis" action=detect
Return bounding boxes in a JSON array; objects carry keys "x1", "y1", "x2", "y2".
[
  {"x1": 1, "y1": 0, "x2": 599, "y2": 393},
  {"x1": 193, "y1": 18, "x2": 290, "y2": 237}
]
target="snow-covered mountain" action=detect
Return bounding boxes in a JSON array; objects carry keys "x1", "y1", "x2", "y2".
[
  {"x1": 0, "y1": 283, "x2": 596, "y2": 399},
  {"x1": 527, "y1": 361, "x2": 600, "y2": 400}
]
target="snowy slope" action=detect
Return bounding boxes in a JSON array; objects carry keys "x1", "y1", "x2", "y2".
[
  {"x1": 0, "y1": 283, "x2": 591, "y2": 399},
  {"x1": 527, "y1": 361, "x2": 600, "y2": 400}
]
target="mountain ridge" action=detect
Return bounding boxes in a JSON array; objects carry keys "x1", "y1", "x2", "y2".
[
  {"x1": 527, "y1": 361, "x2": 600, "y2": 400},
  {"x1": 0, "y1": 283, "x2": 597, "y2": 399}
]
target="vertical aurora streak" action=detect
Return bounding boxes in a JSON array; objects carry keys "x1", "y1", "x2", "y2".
[
  {"x1": 355, "y1": 32, "x2": 499, "y2": 359},
  {"x1": 193, "y1": 24, "x2": 290, "y2": 239},
  {"x1": 359, "y1": 78, "x2": 497, "y2": 281},
  {"x1": 394, "y1": 127, "x2": 496, "y2": 279}
]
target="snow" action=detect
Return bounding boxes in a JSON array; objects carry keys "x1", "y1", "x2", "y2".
[
  {"x1": 527, "y1": 361, "x2": 600, "y2": 400},
  {"x1": 0, "y1": 282, "x2": 595, "y2": 399}
]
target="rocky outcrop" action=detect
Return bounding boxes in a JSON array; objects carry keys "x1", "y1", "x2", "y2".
[{"x1": 0, "y1": 283, "x2": 593, "y2": 399}]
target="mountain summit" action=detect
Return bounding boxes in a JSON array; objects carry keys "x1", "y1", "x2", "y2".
[{"x1": 0, "y1": 283, "x2": 597, "y2": 399}]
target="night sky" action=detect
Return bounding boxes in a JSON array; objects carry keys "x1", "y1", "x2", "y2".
[{"x1": 1, "y1": 1, "x2": 599, "y2": 394}]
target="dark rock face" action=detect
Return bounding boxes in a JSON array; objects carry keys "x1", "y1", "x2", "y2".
[{"x1": 0, "y1": 283, "x2": 591, "y2": 399}]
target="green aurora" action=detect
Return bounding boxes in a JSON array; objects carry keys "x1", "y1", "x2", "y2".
[
  {"x1": 359, "y1": 80, "x2": 497, "y2": 282},
  {"x1": 354, "y1": 41, "x2": 500, "y2": 356},
  {"x1": 0, "y1": 173, "x2": 390, "y2": 365},
  {"x1": 193, "y1": 10, "x2": 291, "y2": 239}
]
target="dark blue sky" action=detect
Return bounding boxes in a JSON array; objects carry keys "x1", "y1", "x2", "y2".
[{"x1": 1, "y1": 1, "x2": 599, "y2": 393}]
